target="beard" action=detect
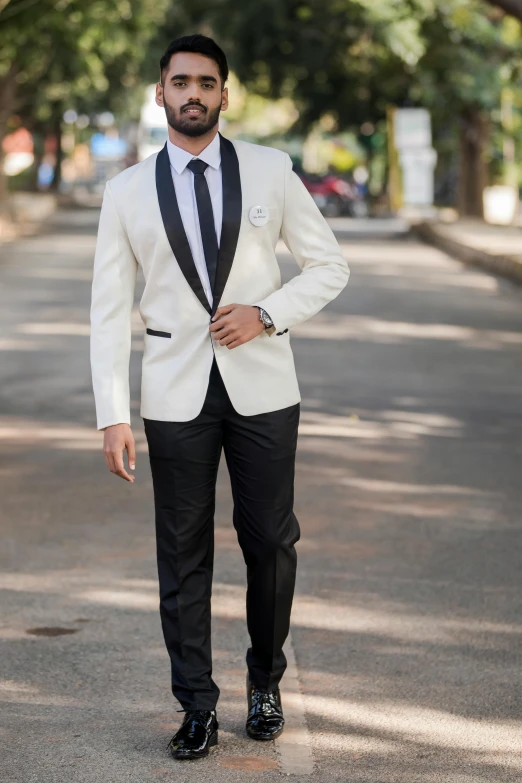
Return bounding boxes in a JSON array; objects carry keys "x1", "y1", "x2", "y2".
[{"x1": 163, "y1": 96, "x2": 222, "y2": 138}]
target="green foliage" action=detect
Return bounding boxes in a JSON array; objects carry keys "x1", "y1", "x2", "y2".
[
  {"x1": 4, "y1": 0, "x2": 520, "y2": 137},
  {"x1": 154, "y1": 0, "x2": 521, "y2": 136},
  {"x1": 2, "y1": 0, "x2": 521, "y2": 197},
  {"x1": 0, "y1": 0, "x2": 170, "y2": 126}
]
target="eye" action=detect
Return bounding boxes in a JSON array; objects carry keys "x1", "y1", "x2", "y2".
[
  {"x1": 173, "y1": 81, "x2": 186, "y2": 87},
  {"x1": 202, "y1": 83, "x2": 214, "y2": 88}
]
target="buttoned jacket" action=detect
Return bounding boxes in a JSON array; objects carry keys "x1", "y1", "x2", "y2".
[{"x1": 89, "y1": 132, "x2": 350, "y2": 430}]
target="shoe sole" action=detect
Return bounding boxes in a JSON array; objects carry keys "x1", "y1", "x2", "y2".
[
  {"x1": 246, "y1": 725, "x2": 284, "y2": 741},
  {"x1": 169, "y1": 730, "x2": 218, "y2": 760}
]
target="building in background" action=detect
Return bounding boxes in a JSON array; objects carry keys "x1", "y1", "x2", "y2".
[{"x1": 137, "y1": 84, "x2": 168, "y2": 162}]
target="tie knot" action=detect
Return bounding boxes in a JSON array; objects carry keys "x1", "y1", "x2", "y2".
[{"x1": 187, "y1": 158, "x2": 208, "y2": 176}]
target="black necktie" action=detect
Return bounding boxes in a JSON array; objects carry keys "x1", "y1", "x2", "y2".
[{"x1": 187, "y1": 159, "x2": 219, "y2": 296}]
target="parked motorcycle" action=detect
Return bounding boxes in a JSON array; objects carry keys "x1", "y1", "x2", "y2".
[{"x1": 297, "y1": 169, "x2": 368, "y2": 218}]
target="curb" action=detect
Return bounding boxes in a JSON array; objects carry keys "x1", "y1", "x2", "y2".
[{"x1": 413, "y1": 221, "x2": 522, "y2": 286}]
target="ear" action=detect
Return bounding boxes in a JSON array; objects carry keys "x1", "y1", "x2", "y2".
[
  {"x1": 221, "y1": 86, "x2": 229, "y2": 112},
  {"x1": 155, "y1": 82, "x2": 164, "y2": 107}
]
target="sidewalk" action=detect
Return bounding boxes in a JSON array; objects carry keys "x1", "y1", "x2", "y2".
[
  {"x1": 416, "y1": 218, "x2": 522, "y2": 284},
  {"x1": 0, "y1": 191, "x2": 91, "y2": 244}
]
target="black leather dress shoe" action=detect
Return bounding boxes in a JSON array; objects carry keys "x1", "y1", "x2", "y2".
[
  {"x1": 167, "y1": 709, "x2": 219, "y2": 760},
  {"x1": 246, "y1": 674, "x2": 285, "y2": 740}
]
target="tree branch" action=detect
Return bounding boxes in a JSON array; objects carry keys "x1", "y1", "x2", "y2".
[
  {"x1": 485, "y1": 0, "x2": 522, "y2": 22},
  {"x1": 0, "y1": 0, "x2": 44, "y2": 20}
]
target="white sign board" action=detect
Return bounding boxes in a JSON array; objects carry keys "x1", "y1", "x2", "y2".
[
  {"x1": 394, "y1": 108, "x2": 432, "y2": 149},
  {"x1": 399, "y1": 148, "x2": 437, "y2": 206},
  {"x1": 393, "y1": 108, "x2": 436, "y2": 207}
]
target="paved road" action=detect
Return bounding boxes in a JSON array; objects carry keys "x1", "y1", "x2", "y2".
[{"x1": 1, "y1": 210, "x2": 522, "y2": 782}]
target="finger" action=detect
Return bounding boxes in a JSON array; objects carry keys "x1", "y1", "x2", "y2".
[
  {"x1": 104, "y1": 438, "x2": 133, "y2": 481},
  {"x1": 113, "y1": 452, "x2": 134, "y2": 482},
  {"x1": 127, "y1": 438, "x2": 136, "y2": 471},
  {"x1": 226, "y1": 338, "x2": 243, "y2": 349},
  {"x1": 104, "y1": 450, "x2": 114, "y2": 473},
  {"x1": 214, "y1": 304, "x2": 235, "y2": 316},
  {"x1": 218, "y1": 328, "x2": 236, "y2": 343},
  {"x1": 209, "y1": 319, "x2": 228, "y2": 333},
  {"x1": 209, "y1": 315, "x2": 233, "y2": 332},
  {"x1": 212, "y1": 304, "x2": 235, "y2": 320},
  {"x1": 220, "y1": 332, "x2": 240, "y2": 346},
  {"x1": 213, "y1": 324, "x2": 233, "y2": 339},
  {"x1": 104, "y1": 448, "x2": 117, "y2": 474}
]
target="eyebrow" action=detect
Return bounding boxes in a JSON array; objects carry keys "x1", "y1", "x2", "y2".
[{"x1": 170, "y1": 73, "x2": 218, "y2": 83}]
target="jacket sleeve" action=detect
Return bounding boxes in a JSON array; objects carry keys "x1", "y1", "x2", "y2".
[
  {"x1": 89, "y1": 180, "x2": 138, "y2": 430},
  {"x1": 253, "y1": 152, "x2": 350, "y2": 335}
]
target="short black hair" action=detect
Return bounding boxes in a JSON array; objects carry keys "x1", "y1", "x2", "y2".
[{"x1": 159, "y1": 34, "x2": 229, "y2": 88}]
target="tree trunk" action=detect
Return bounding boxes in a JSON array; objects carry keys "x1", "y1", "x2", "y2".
[
  {"x1": 28, "y1": 132, "x2": 45, "y2": 191},
  {"x1": 458, "y1": 106, "x2": 489, "y2": 218},
  {"x1": 48, "y1": 113, "x2": 63, "y2": 193},
  {"x1": 0, "y1": 63, "x2": 20, "y2": 204}
]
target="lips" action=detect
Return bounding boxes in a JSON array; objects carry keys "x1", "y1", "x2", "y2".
[{"x1": 183, "y1": 105, "x2": 205, "y2": 116}]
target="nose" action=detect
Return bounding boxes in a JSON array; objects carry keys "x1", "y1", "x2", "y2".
[{"x1": 186, "y1": 84, "x2": 204, "y2": 105}]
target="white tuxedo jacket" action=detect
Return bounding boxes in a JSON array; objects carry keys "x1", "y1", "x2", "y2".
[{"x1": 90, "y1": 132, "x2": 350, "y2": 430}]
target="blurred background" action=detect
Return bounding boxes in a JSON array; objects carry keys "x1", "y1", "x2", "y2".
[
  {"x1": 3, "y1": 3, "x2": 522, "y2": 781},
  {"x1": 1, "y1": 0, "x2": 522, "y2": 231}
]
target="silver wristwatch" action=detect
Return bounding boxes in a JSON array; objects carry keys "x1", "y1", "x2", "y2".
[{"x1": 256, "y1": 306, "x2": 274, "y2": 329}]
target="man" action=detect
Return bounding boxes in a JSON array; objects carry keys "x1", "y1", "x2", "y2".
[{"x1": 90, "y1": 34, "x2": 349, "y2": 761}]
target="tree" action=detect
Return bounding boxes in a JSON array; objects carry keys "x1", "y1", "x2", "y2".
[
  {"x1": 159, "y1": 0, "x2": 521, "y2": 216},
  {"x1": 0, "y1": 0, "x2": 169, "y2": 201}
]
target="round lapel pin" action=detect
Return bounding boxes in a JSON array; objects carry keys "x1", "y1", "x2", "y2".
[{"x1": 248, "y1": 205, "x2": 270, "y2": 226}]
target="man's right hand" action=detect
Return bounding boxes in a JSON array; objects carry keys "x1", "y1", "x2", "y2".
[{"x1": 102, "y1": 423, "x2": 136, "y2": 482}]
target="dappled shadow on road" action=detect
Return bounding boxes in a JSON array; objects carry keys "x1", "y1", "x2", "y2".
[
  {"x1": 293, "y1": 311, "x2": 522, "y2": 349},
  {"x1": 2, "y1": 218, "x2": 522, "y2": 780},
  {"x1": 2, "y1": 568, "x2": 522, "y2": 779},
  {"x1": 0, "y1": 416, "x2": 149, "y2": 456},
  {"x1": 274, "y1": 235, "x2": 522, "y2": 779},
  {"x1": 1, "y1": 413, "x2": 521, "y2": 782}
]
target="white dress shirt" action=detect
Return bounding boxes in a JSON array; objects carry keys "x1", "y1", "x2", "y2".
[{"x1": 166, "y1": 133, "x2": 222, "y2": 307}]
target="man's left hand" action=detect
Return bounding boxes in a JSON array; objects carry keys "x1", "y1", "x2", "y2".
[{"x1": 209, "y1": 304, "x2": 265, "y2": 349}]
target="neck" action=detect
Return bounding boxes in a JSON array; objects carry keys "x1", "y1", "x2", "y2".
[{"x1": 167, "y1": 126, "x2": 219, "y2": 156}]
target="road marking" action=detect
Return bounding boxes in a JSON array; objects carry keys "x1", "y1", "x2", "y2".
[{"x1": 276, "y1": 630, "x2": 314, "y2": 775}]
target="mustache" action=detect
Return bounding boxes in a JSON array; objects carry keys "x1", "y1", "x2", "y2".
[{"x1": 181, "y1": 102, "x2": 206, "y2": 112}]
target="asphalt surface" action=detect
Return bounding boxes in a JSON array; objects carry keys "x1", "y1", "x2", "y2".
[{"x1": 1, "y1": 210, "x2": 522, "y2": 782}]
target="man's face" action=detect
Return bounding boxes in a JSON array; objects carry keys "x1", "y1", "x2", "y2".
[{"x1": 156, "y1": 51, "x2": 228, "y2": 138}]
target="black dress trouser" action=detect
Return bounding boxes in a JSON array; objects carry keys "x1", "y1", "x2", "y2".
[{"x1": 143, "y1": 356, "x2": 301, "y2": 711}]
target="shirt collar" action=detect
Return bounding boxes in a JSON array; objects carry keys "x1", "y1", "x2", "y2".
[{"x1": 166, "y1": 131, "x2": 221, "y2": 175}]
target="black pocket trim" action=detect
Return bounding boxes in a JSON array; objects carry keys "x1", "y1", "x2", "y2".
[{"x1": 146, "y1": 328, "x2": 171, "y2": 338}]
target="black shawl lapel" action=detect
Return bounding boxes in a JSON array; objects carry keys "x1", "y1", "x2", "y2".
[
  {"x1": 154, "y1": 133, "x2": 242, "y2": 319},
  {"x1": 155, "y1": 142, "x2": 211, "y2": 315},
  {"x1": 211, "y1": 132, "x2": 242, "y2": 318}
]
